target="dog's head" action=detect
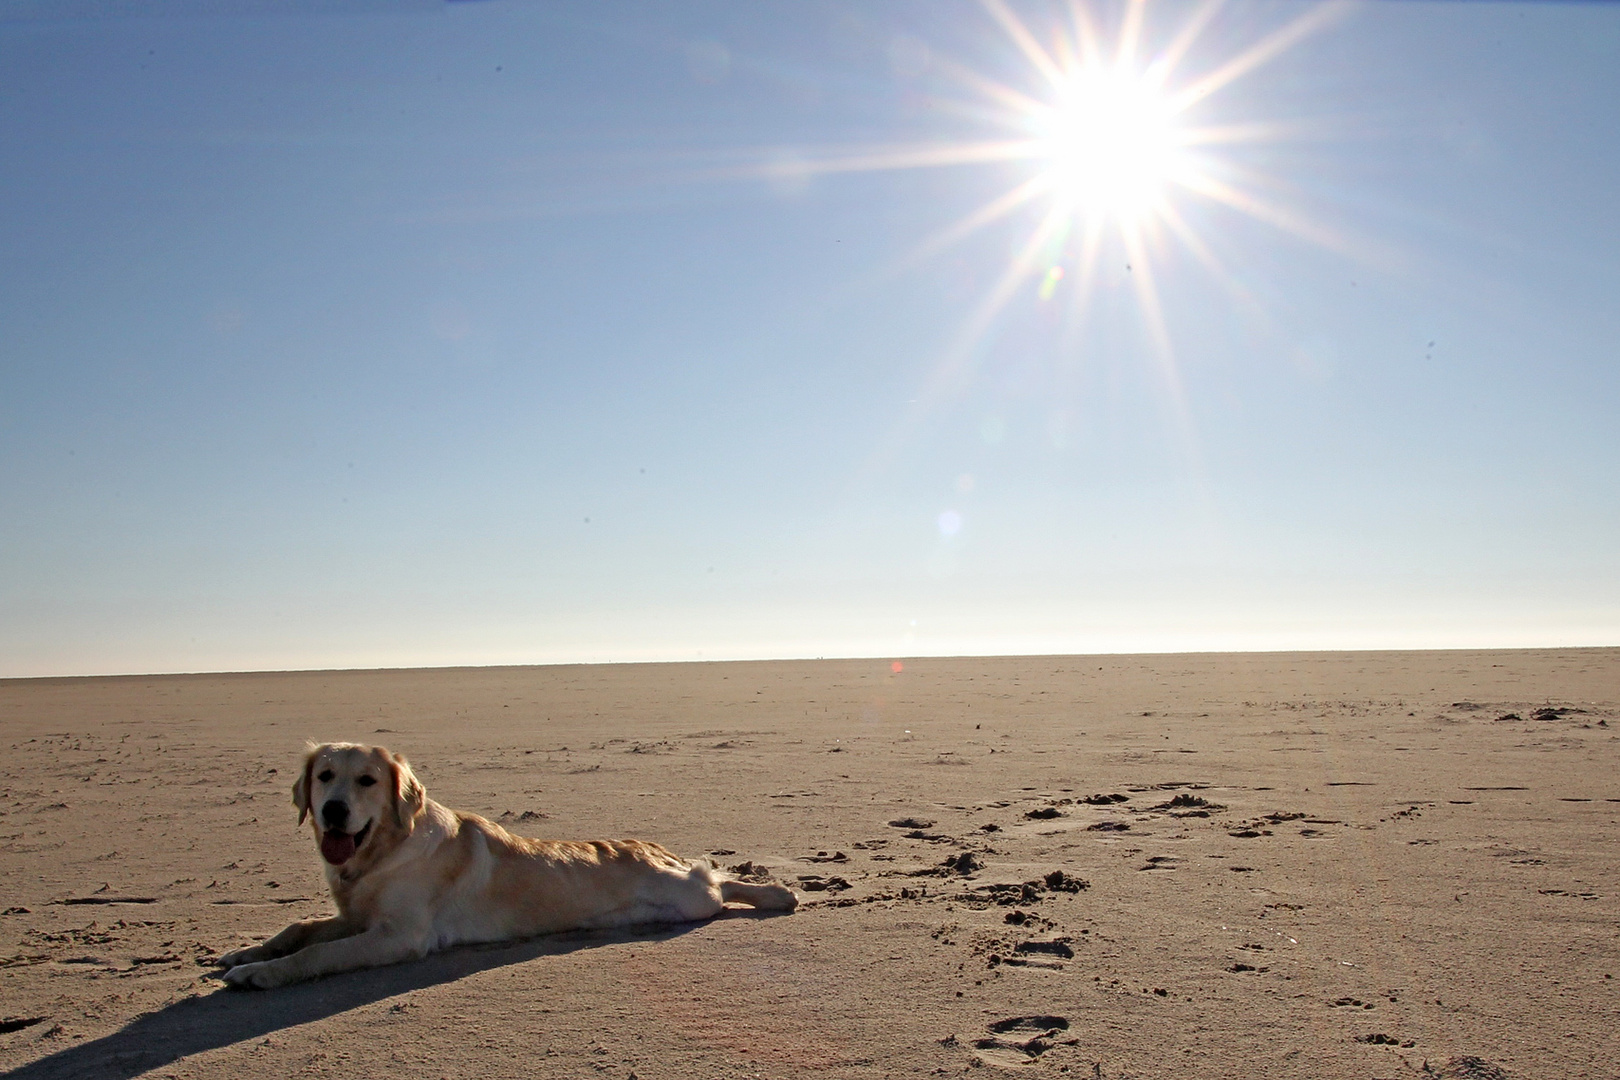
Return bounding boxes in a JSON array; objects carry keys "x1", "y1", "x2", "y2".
[{"x1": 292, "y1": 743, "x2": 425, "y2": 869}]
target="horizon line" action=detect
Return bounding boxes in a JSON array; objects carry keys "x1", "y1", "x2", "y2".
[{"x1": 5, "y1": 640, "x2": 1617, "y2": 684}]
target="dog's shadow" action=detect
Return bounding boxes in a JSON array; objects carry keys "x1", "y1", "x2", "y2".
[{"x1": 4, "y1": 912, "x2": 780, "y2": 1080}]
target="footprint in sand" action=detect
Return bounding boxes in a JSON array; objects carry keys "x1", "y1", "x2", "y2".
[
  {"x1": 0, "y1": 1017, "x2": 48, "y2": 1035},
  {"x1": 972, "y1": 870, "x2": 1090, "y2": 907},
  {"x1": 1355, "y1": 1032, "x2": 1416, "y2": 1048},
  {"x1": 889, "y1": 817, "x2": 935, "y2": 829},
  {"x1": 796, "y1": 874, "x2": 852, "y2": 892},
  {"x1": 1428, "y1": 1057, "x2": 1512, "y2": 1080},
  {"x1": 910, "y1": 851, "x2": 984, "y2": 877},
  {"x1": 1149, "y1": 793, "x2": 1226, "y2": 817},
  {"x1": 1014, "y1": 939, "x2": 1075, "y2": 960},
  {"x1": 970, "y1": 1015, "x2": 1075, "y2": 1068},
  {"x1": 797, "y1": 850, "x2": 849, "y2": 863}
]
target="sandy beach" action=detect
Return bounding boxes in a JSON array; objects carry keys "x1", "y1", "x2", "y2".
[{"x1": 1, "y1": 649, "x2": 1616, "y2": 1079}]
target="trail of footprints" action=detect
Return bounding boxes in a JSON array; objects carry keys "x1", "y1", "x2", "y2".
[
  {"x1": 761, "y1": 759, "x2": 1611, "y2": 1071},
  {"x1": 769, "y1": 788, "x2": 1290, "y2": 1069}
]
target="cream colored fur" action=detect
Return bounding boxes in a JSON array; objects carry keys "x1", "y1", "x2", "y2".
[{"x1": 218, "y1": 742, "x2": 796, "y2": 989}]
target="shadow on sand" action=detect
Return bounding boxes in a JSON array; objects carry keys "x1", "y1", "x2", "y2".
[{"x1": 3, "y1": 913, "x2": 775, "y2": 1080}]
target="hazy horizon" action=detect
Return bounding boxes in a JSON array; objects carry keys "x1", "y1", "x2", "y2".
[
  {"x1": 4, "y1": 0, "x2": 1618, "y2": 679},
  {"x1": 11, "y1": 640, "x2": 1620, "y2": 685}
]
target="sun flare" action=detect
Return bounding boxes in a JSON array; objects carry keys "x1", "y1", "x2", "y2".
[
  {"x1": 1033, "y1": 66, "x2": 1182, "y2": 225},
  {"x1": 728, "y1": 0, "x2": 1354, "y2": 478}
]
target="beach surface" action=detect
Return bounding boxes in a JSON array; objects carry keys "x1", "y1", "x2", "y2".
[{"x1": 1, "y1": 649, "x2": 1617, "y2": 1079}]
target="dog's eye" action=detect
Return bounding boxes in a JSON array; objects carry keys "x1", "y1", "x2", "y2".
[
  {"x1": 317, "y1": 770, "x2": 334, "y2": 783},
  {"x1": 356, "y1": 775, "x2": 377, "y2": 787}
]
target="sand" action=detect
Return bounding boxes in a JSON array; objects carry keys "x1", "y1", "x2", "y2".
[{"x1": 1, "y1": 649, "x2": 1617, "y2": 1079}]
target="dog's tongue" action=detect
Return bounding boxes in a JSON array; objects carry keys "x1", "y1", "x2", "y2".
[{"x1": 321, "y1": 831, "x2": 357, "y2": 865}]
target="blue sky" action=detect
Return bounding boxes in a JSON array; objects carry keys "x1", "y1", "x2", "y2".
[{"x1": 3, "y1": 0, "x2": 1618, "y2": 676}]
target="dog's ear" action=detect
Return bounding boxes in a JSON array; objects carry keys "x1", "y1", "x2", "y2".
[
  {"x1": 390, "y1": 751, "x2": 425, "y2": 828},
  {"x1": 292, "y1": 747, "x2": 318, "y2": 826}
]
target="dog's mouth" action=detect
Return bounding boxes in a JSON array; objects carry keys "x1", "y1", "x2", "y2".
[{"x1": 320, "y1": 820, "x2": 372, "y2": 866}]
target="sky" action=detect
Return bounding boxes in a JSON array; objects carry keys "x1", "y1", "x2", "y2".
[{"x1": 2, "y1": 0, "x2": 1618, "y2": 677}]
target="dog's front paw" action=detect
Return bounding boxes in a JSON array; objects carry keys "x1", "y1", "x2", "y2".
[
  {"x1": 221, "y1": 959, "x2": 289, "y2": 990},
  {"x1": 217, "y1": 946, "x2": 269, "y2": 969}
]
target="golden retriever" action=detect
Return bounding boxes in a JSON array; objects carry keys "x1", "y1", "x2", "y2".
[{"x1": 217, "y1": 742, "x2": 796, "y2": 988}]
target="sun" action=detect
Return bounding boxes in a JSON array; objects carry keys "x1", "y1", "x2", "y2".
[
  {"x1": 1032, "y1": 65, "x2": 1182, "y2": 226},
  {"x1": 733, "y1": 1, "x2": 1347, "y2": 271},
  {"x1": 724, "y1": 0, "x2": 1352, "y2": 475}
]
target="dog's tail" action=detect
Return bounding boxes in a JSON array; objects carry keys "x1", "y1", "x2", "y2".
[{"x1": 719, "y1": 879, "x2": 799, "y2": 912}]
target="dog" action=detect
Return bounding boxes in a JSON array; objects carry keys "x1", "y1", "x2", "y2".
[{"x1": 217, "y1": 742, "x2": 796, "y2": 988}]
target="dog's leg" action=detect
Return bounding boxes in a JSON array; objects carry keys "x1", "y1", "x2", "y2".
[
  {"x1": 218, "y1": 914, "x2": 360, "y2": 969},
  {"x1": 720, "y1": 880, "x2": 798, "y2": 911},
  {"x1": 222, "y1": 922, "x2": 432, "y2": 989}
]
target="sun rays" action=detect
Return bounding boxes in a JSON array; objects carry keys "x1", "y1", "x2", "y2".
[
  {"x1": 842, "y1": 0, "x2": 1360, "y2": 485},
  {"x1": 757, "y1": 0, "x2": 1357, "y2": 481},
  {"x1": 960, "y1": 0, "x2": 1353, "y2": 366},
  {"x1": 685, "y1": 1, "x2": 1358, "y2": 484}
]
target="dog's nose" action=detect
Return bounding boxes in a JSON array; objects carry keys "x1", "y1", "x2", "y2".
[{"x1": 321, "y1": 800, "x2": 349, "y2": 829}]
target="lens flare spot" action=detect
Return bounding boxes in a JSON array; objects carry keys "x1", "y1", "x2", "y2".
[
  {"x1": 1038, "y1": 264, "x2": 1065, "y2": 300},
  {"x1": 938, "y1": 509, "x2": 963, "y2": 537}
]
